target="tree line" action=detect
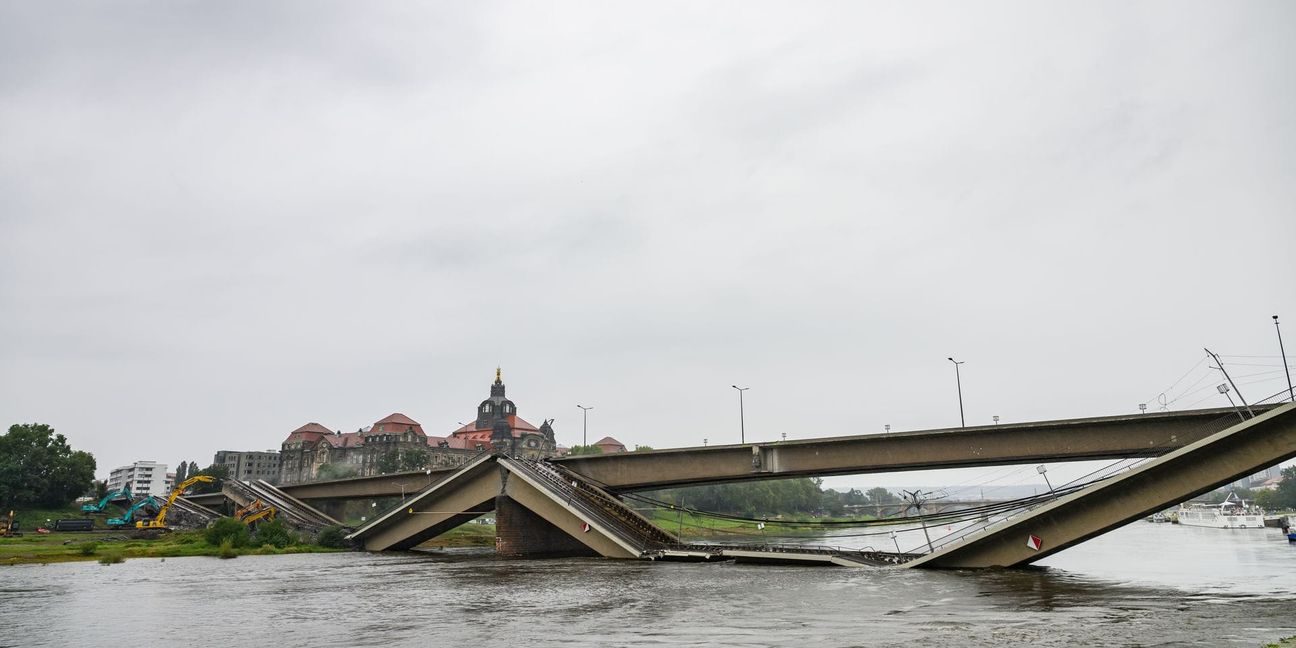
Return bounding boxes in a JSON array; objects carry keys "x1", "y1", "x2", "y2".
[{"x1": 642, "y1": 478, "x2": 901, "y2": 517}]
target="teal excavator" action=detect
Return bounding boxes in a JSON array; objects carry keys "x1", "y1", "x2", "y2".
[
  {"x1": 107, "y1": 496, "x2": 160, "y2": 528},
  {"x1": 81, "y1": 489, "x2": 131, "y2": 514}
]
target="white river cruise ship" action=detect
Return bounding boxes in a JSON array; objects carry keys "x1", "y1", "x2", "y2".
[{"x1": 1176, "y1": 494, "x2": 1266, "y2": 529}]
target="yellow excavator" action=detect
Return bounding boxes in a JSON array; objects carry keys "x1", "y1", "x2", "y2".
[
  {"x1": 1, "y1": 510, "x2": 18, "y2": 537},
  {"x1": 235, "y1": 499, "x2": 276, "y2": 526},
  {"x1": 137, "y1": 475, "x2": 215, "y2": 530}
]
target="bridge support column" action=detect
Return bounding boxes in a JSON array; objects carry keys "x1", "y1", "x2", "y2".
[
  {"x1": 494, "y1": 495, "x2": 598, "y2": 558},
  {"x1": 314, "y1": 500, "x2": 347, "y2": 525}
]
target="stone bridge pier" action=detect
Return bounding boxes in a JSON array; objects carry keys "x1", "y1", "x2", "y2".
[{"x1": 494, "y1": 495, "x2": 596, "y2": 558}]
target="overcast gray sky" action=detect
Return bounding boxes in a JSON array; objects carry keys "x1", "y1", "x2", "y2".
[{"x1": 2, "y1": 2, "x2": 1293, "y2": 488}]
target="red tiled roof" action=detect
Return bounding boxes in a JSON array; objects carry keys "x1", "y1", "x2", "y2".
[
  {"x1": 323, "y1": 432, "x2": 364, "y2": 448},
  {"x1": 449, "y1": 415, "x2": 541, "y2": 439},
  {"x1": 284, "y1": 422, "x2": 334, "y2": 444},
  {"x1": 374, "y1": 412, "x2": 420, "y2": 427},
  {"x1": 593, "y1": 437, "x2": 627, "y2": 453},
  {"x1": 368, "y1": 412, "x2": 426, "y2": 437}
]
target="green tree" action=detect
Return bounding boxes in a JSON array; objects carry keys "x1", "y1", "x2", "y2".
[
  {"x1": 0, "y1": 423, "x2": 96, "y2": 509},
  {"x1": 398, "y1": 449, "x2": 430, "y2": 472},
  {"x1": 205, "y1": 517, "x2": 250, "y2": 548},
  {"x1": 375, "y1": 451, "x2": 400, "y2": 475},
  {"x1": 840, "y1": 488, "x2": 869, "y2": 506},
  {"x1": 865, "y1": 487, "x2": 898, "y2": 506},
  {"x1": 315, "y1": 525, "x2": 350, "y2": 549},
  {"x1": 93, "y1": 480, "x2": 108, "y2": 500},
  {"x1": 1264, "y1": 466, "x2": 1296, "y2": 510},
  {"x1": 251, "y1": 519, "x2": 295, "y2": 548},
  {"x1": 820, "y1": 488, "x2": 845, "y2": 516},
  {"x1": 633, "y1": 445, "x2": 655, "y2": 452},
  {"x1": 646, "y1": 477, "x2": 828, "y2": 517},
  {"x1": 567, "y1": 445, "x2": 603, "y2": 456},
  {"x1": 185, "y1": 464, "x2": 229, "y2": 494},
  {"x1": 174, "y1": 460, "x2": 189, "y2": 484}
]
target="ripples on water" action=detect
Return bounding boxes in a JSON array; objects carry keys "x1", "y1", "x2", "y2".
[{"x1": 1, "y1": 523, "x2": 1292, "y2": 648}]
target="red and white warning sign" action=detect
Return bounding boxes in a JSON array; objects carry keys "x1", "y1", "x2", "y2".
[
  {"x1": 1025, "y1": 534, "x2": 1043, "y2": 551},
  {"x1": 581, "y1": 522, "x2": 591, "y2": 533}
]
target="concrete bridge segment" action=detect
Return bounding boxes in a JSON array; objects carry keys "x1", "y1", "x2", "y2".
[
  {"x1": 905, "y1": 402, "x2": 1296, "y2": 569},
  {"x1": 554, "y1": 406, "x2": 1269, "y2": 491},
  {"x1": 188, "y1": 406, "x2": 1268, "y2": 512}
]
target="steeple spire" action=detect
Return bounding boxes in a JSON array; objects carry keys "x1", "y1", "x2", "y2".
[{"x1": 489, "y1": 368, "x2": 507, "y2": 399}]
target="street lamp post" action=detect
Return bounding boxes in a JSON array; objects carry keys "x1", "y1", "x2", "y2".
[
  {"x1": 1217, "y1": 384, "x2": 1245, "y2": 422},
  {"x1": 1276, "y1": 316, "x2": 1294, "y2": 402},
  {"x1": 1206, "y1": 348, "x2": 1252, "y2": 417},
  {"x1": 947, "y1": 358, "x2": 966, "y2": 428},
  {"x1": 577, "y1": 405, "x2": 593, "y2": 447},
  {"x1": 1036, "y1": 465, "x2": 1054, "y2": 495},
  {"x1": 732, "y1": 385, "x2": 750, "y2": 444}
]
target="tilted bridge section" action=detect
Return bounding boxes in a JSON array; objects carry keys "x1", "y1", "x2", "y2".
[
  {"x1": 347, "y1": 452, "x2": 918, "y2": 566},
  {"x1": 908, "y1": 401, "x2": 1296, "y2": 568},
  {"x1": 221, "y1": 479, "x2": 343, "y2": 533}
]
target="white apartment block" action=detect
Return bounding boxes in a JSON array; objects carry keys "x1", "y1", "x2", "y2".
[{"x1": 107, "y1": 461, "x2": 170, "y2": 497}]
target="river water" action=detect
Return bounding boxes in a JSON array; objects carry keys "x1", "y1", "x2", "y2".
[{"x1": 2, "y1": 522, "x2": 1293, "y2": 647}]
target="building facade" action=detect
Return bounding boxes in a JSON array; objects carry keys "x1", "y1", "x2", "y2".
[
  {"x1": 277, "y1": 371, "x2": 560, "y2": 484},
  {"x1": 214, "y1": 450, "x2": 282, "y2": 483},
  {"x1": 107, "y1": 461, "x2": 169, "y2": 497}
]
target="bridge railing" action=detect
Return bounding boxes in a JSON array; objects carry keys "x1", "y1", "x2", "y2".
[
  {"x1": 505, "y1": 458, "x2": 674, "y2": 554},
  {"x1": 538, "y1": 461, "x2": 677, "y2": 545}
]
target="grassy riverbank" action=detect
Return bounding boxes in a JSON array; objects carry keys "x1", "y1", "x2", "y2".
[
  {"x1": 417, "y1": 523, "x2": 495, "y2": 548},
  {"x1": 10, "y1": 505, "x2": 111, "y2": 530},
  {"x1": 1, "y1": 530, "x2": 344, "y2": 565}
]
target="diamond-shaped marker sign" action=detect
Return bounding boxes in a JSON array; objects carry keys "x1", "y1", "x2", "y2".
[
  {"x1": 1026, "y1": 534, "x2": 1043, "y2": 551},
  {"x1": 581, "y1": 522, "x2": 591, "y2": 533}
]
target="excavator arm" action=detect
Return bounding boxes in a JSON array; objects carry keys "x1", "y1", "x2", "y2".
[{"x1": 138, "y1": 475, "x2": 215, "y2": 529}]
